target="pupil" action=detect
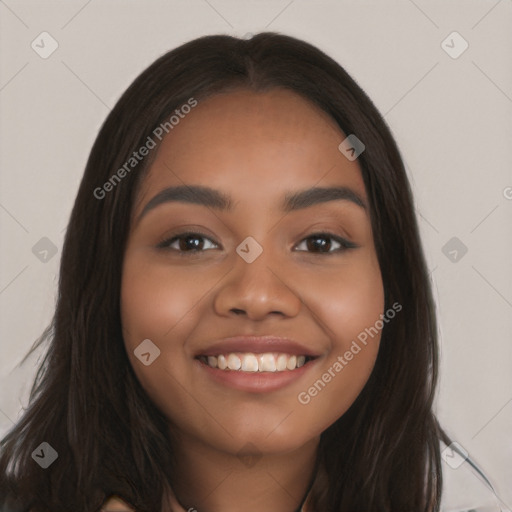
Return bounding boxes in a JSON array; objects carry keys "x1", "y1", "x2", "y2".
[
  {"x1": 182, "y1": 235, "x2": 201, "y2": 251},
  {"x1": 308, "y1": 236, "x2": 330, "y2": 252}
]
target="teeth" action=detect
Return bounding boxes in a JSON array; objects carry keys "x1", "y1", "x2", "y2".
[
  {"x1": 286, "y1": 355, "x2": 297, "y2": 370},
  {"x1": 276, "y1": 354, "x2": 287, "y2": 371},
  {"x1": 259, "y1": 353, "x2": 276, "y2": 372},
  {"x1": 218, "y1": 355, "x2": 227, "y2": 370},
  {"x1": 202, "y1": 352, "x2": 311, "y2": 372},
  {"x1": 227, "y1": 354, "x2": 241, "y2": 370},
  {"x1": 241, "y1": 354, "x2": 258, "y2": 372}
]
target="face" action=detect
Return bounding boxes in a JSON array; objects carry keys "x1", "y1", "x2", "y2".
[{"x1": 121, "y1": 88, "x2": 384, "y2": 457}]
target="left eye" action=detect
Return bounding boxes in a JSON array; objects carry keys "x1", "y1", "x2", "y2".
[{"x1": 294, "y1": 233, "x2": 357, "y2": 254}]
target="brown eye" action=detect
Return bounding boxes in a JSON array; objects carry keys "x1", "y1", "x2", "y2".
[
  {"x1": 157, "y1": 232, "x2": 219, "y2": 253},
  {"x1": 295, "y1": 232, "x2": 357, "y2": 254}
]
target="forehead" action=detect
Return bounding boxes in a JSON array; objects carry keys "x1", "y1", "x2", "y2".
[{"x1": 134, "y1": 88, "x2": 366, "y2": 215}]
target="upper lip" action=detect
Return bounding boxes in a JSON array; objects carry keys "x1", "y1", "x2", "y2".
[{"x1": 196, "y1": 335, "x2": 319, "y2": 357}]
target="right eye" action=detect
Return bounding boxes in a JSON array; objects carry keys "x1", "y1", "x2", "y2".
[{"x1": 156, "y1": 231, "x2": 220, "y2": 255}]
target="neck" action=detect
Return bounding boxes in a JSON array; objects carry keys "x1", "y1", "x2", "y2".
[{"x1": 168, "y1": 434, "x2": 319, "y2": 512}]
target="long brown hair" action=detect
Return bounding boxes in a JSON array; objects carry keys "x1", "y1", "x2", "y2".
[{"x1": 0, "y1": 32, "x2": 444, "y2": 511}]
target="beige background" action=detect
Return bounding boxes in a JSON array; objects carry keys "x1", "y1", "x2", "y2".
[{"x1": 0, "y1": 0, "x2": 511, "y2": 506}]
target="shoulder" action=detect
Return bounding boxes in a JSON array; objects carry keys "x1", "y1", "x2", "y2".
[
  {"x1": 27, "y1": 499, "x2": 135, "y2": 512},
  {"x1": 439, "y1": 440, "x2": 502, "y2": 512},
  {"x1": 99, "y1": 495, "x2": 136, "y2": 512}
]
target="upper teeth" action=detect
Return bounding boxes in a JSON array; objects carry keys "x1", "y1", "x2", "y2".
[{"x1": 203, "y1": 353, "x2": 307, "y2": 372}]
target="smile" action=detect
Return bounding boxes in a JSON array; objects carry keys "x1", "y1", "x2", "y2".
[{"x1": 198, "y1": 352, "x2": 314, "y2": 372}]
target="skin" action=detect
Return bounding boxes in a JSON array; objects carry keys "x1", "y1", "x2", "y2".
[{"x1": 120, "y1": 88, "x2": 385, "y2": 512}]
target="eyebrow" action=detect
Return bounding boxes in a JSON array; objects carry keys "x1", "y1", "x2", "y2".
[{"x1": 136, "y1": 184, "x2": 366, "y2": 224}]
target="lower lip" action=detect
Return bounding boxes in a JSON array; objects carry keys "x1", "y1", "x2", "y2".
[{"x1": 195, "y1": 358, "x2": 316, "y2": 393}]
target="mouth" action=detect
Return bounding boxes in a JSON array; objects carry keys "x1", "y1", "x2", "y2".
[
  {"x1": 193, "y1": 336, "x2": 321, "y2": 393},
  {"x1": 195, "y1": 353, "x2": 318, "y2": 393},
  {"x1": 196, "y1": 352, "x2": 317, "y2": 372}
]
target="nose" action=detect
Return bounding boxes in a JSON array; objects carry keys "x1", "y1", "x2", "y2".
[{"x1": 213, "y1": 244, "x2": 302, "y2": 321}]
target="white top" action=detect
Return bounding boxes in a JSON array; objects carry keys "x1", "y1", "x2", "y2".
[{"x1": 440, "y1": 440, "x2": 508, "y2": 512}]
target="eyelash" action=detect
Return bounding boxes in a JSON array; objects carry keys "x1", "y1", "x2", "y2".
[{"x1": 156, "y1": 231, "x2": 358, "y2": 256}]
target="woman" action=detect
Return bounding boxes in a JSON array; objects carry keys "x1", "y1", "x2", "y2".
[{"x1": 0, "y1": 32, "x2": 499, "y2": 512}]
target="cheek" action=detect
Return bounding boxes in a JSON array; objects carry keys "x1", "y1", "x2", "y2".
[
  {"x1": 121, "y1": 257, "x2": 209, "y2": 346},
  {"x1": 120, "y1": 254, "x2": 198, "y2": 384},
  {"x1": 120, "y1": 256, "x2": 212, "y2": 427},
  {"x1": 306, "y1": 251, "x2": 384, "y2": 342},
  {"x1": 293, "y1": 253, "x2": 384, "y2": 424}
]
